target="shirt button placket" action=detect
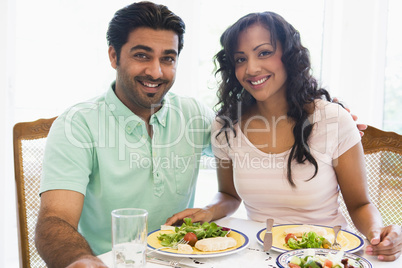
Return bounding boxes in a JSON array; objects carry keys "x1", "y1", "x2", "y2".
[{"x1": 152, "y1": 126, "x2": 164, "y2": 196}]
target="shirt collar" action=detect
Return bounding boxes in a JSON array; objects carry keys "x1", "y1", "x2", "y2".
[
  {"x1": 105, "y1": 82, "x2": 169, "y2": 134},
  {"x1": 151, "y1": 96, "x2": 169, "y2": 128}
]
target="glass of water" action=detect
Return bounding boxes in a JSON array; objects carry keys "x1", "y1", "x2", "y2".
[{"x1": 111, "y1": 208, "x2": 148, "y2": 268}]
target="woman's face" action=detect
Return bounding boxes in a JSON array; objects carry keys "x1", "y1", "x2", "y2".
[{"x1": 234, "y1": 23, "x2": 287, "y2": 104}]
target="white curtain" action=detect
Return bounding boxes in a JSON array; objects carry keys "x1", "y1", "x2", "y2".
[{"x1": 321, "y1": 0, "x2": 388, "y2": 128}]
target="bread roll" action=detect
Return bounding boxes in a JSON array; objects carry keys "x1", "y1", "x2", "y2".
[
  {"x1": 177, "y1": 243, "x2": 193, "y2": 253},
  {"x1": 195, "y1": 237, "x2": 237, "y2": 252}
]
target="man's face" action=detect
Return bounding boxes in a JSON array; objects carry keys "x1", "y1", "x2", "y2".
[{"x1": 109, "y1": 27, "x2": 179, "y2": 115}]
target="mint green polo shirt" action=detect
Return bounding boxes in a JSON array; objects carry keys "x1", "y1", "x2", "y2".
[{"x1": 40, "y1": 83, "x2": 214, "y2": 255}]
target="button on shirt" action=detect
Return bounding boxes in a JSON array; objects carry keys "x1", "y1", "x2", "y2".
[{"x1": 40, "y1": 83, "x2": 215, "y2": 255}]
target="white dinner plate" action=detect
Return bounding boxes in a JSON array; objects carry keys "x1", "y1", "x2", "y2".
[
  {"x1": 276, "y1": 248, "x2": 372, "y2": 268},
  {"x1": 147, "y1": 228, "x2": 249, "y2": 258},
  {"x1": 256, "y1": 224, "x2": 364, "y2": 253}
]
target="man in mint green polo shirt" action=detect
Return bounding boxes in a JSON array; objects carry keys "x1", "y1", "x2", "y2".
[{"x1": 35, "y1": 2, "x2": 213, "y2": 267}]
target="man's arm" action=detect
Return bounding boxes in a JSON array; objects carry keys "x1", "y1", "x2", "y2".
[{"x1": 35, "y1": 190, "x2": 106, "y2": 268}]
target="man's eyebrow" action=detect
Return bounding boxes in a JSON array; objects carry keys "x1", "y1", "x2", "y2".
[
  {"x1": 164, "y1": 49, "x2": 178, "y2": 56},
  {"x1": 130, "y1": 45, "x2": 152, "y2": 53},
  {"x1": 129, "y1": 45, "x2": 177, "y2": 56}
]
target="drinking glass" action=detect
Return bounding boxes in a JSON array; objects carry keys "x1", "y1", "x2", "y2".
[{"x1": 111, "y1": 208, "x2": 148, "y2": 268}]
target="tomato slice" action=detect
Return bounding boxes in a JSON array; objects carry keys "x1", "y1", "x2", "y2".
[
  {"x1": 285, "y1": 233, "x2": 298, "y2": 244},
  {"x1": 183, "y1": 232, "x2": 198, "y2": 247},
  {"x1": 324, "y1": 259, "x2": 333, "y2": 267}
]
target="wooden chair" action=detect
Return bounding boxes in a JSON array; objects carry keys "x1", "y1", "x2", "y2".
[
  {"x1": 339, "y1": 125, "x2": 402, "y2": 236},
  {"x1": 13, "y1": 117, "x2": 57, "y2": 268}
]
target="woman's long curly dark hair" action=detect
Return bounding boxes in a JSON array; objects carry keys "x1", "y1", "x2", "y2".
[{"x1": 214, "y1": 12, "x2": 331, "y2": 187}]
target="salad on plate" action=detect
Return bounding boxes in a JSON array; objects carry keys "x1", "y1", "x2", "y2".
[
  {"x1": 285, "y1": 231, "x2": 332, "y2": 250},
  {"x1": 156, "y1": 218, "x2": 236, "y2": 253},
  {"x1": 157, "y1": 218, "x2": 230, "y2": 248},
  {"x1": 287, "y1": 249, "x2": 363, "y2": 268}
]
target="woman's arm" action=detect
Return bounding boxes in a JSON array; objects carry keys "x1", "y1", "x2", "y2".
[
  {"x1": 165, "y1": 158, "x2": 242, "y2": 225},
  {"x1": 334, "y1": 143, "x2": 402, "y2": 261},
  {"x1": 334, "y1": 143, "x2": 382, "y2": 234}
]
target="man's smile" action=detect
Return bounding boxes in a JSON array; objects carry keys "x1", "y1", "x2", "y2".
[
  {"x1": 142, "y1": 81, "x2": 159, "y2": 88},
  {"x1": 136, "y1": 77, "x2": 167, "y2": 94}
]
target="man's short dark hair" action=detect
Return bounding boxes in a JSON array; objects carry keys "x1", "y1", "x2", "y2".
[{"x1": 106, "y1": 1, "x2": 185, "y2": 63}]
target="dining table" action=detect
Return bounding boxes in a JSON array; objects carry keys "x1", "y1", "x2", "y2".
[{"x1": 98, "y1": 216, "x2": 402, "y2": 267}]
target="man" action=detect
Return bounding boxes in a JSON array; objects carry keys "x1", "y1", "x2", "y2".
[{"x1": 35, "y1": 2, "x2": 214, "y2": 267}]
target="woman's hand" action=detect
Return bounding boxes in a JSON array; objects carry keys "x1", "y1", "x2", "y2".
[
  {"x1": 365, "y1": 224, "x2": 402, "y2": 261},
  {"x1": 165, "y1": 158, "x2": 241, "y2": 227},
  {"x1": 165, "y1": 208, "x2": 214, "y2": 226}
]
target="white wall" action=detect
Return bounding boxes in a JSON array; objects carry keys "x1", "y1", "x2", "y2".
[
  {"x1": 1, "y1": 0, "x2": 19, "y2": 267},
  {"x1": 0, "y1": 0, "x2": 7, "y2": 264}
]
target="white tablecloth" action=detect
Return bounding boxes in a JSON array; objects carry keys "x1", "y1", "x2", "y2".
[{"x1": 98, "y1": 217, "x2": 401, "y2": 267}]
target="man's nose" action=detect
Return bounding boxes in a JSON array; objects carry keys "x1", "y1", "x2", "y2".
[{"x1": 145, "y1": 59, "x2": 163, "y2": 78}]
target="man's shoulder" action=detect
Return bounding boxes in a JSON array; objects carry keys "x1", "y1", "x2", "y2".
[{"x1": 58, "y1": 92, "x2": 107, "y2": 120}]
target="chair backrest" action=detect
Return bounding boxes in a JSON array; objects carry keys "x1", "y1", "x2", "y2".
[
  {"x1": 13, "y1": 117, "x2": 57, "y2": 268},
  {"x1": 339, "y1": 125, "x2": 402, "y2": 236}
]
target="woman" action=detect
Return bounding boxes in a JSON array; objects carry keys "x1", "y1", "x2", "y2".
[{"x1": 166, "y1": 12, "x2": 401, "y2": 261}]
